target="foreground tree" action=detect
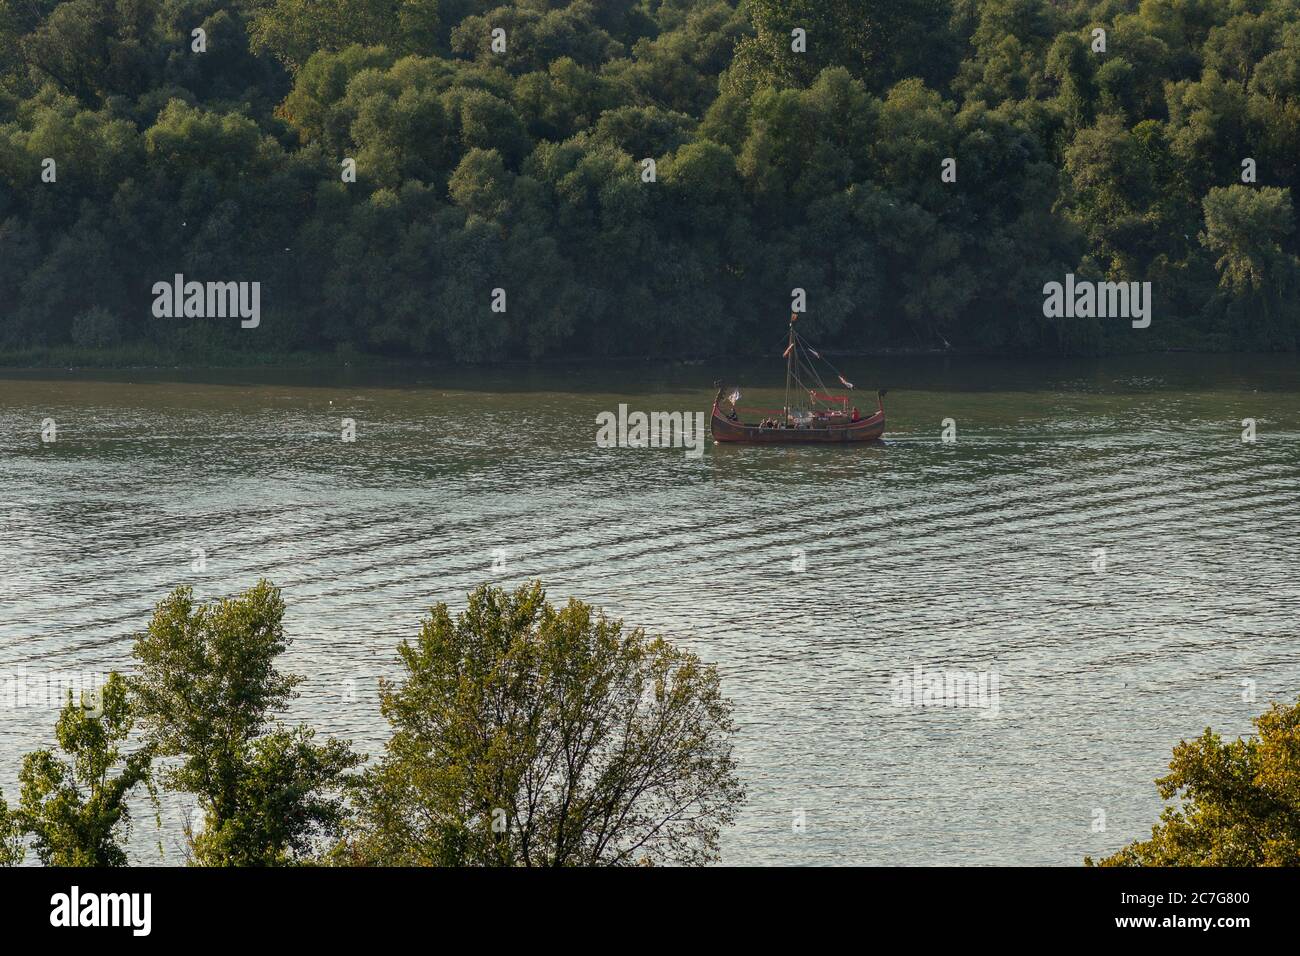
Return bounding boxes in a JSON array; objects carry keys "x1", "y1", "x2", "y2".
[
  {"x1": 341, "y1": 582, "x2": 745, "y2": 866},
  {"x1": 1089, "y1": 698, "x2": 1300, "y2": 865},
  {"x1": 12, "y1": 674, "x2": 155, "y2": 866},
  {"x1": 0, "y1": 790, "x2": 24, "y2": 865},
  {"x1": 131, "y1": 581, "x2": 360, "y2": 865}
]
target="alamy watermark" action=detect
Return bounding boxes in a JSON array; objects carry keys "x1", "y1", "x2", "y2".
[
  {"x1": 152, "y1": 273, "x2": 260, "y2": 328},
  {"x1": 1043, "y1": 274, "x2": 1151, "y2": 329},
  {"x1": 595, "y1": 404, "x2": 705, "y2": 459},
  {"x1": 891, "y1": 664, "x2": 1001, "y2": 717},
  {"x1": 50, "y1": 886, "x2": 151, "y2": 936},
  {"x1": 1, "y1": 668, "x2": 107, "y2": 714}
]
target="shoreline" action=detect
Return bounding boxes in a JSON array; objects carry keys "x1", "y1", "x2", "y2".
[{"x1": 0, "y1": 343, "x2": 1270, "y2": 373}]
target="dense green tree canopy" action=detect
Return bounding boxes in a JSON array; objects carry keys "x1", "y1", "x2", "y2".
[
  {"x1": 2, "y1": 0, "x2": 1300, "y2": 361},
  {"x1": 341, "y1": 581, "x2": 745, "y2": 866}
]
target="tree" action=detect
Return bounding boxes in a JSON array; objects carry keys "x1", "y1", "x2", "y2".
[
  {"x1": 725, "y1": 0, "x2": 956, "y2": 95},
  {"x1": 1201, "y1": 184, "x2": 1296, "y2": 294},
  {"x1": 13, "y1": 673, "x2": 155, "y2": 866},
  {"x1": 188, "y1": 726, "x2": 361, "y2": 866},
  {"x1": 1089, "y1": 698, "x2": 1300, "y2": 865},
  {"x1": 1200, "y1": 184, "x2": 1300, "y2": 346},
  {"x1": 0, "y1": 789, "x2": 24, "y2": 866},
  {"x1": 19, "y1": 0, "x2": 159, "y2": 106},
  {"x1": 342, "y1": 582, "x2": 745, "y2": 866},
  {"x1": 1063, "y1": 115, "x2": 1162, "y2": 277},
  {"x1": 70, "y1": 305, "x2": 121, "y2": 348},
  {"x1": 450, "y1": 3, "x2": 622, "y2": 76},
  {"x1": 248, "y1": 0, "x2": 398, "y2": 71},
  {"x1": 130, "y1": 581, "x2": 360, "y2": 865}
]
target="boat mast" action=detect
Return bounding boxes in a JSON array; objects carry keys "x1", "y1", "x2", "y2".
[{"x1": 783, "y1": 312, "x2": 795, "y2": 422}]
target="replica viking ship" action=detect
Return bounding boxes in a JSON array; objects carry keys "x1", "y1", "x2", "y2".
[{"x1": 711, "y1": 314, "x2": 885, "y2": 444}]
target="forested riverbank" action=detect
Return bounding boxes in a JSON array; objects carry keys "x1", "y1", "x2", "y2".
[{"x1": 3, "y1": 0, "x2": 1300, "y2": 364}]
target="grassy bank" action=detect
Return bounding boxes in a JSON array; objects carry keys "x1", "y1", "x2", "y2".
[
  {"x1": 0, "y1": 329, "x2": 1254, "y2": 371},
  {"x1": 0, "y1": 343, "x2": 394, "y2": 370}
]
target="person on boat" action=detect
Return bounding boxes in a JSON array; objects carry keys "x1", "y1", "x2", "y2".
[{"x1": 851, "y1": 406, "x2": 860, "y2": 422}]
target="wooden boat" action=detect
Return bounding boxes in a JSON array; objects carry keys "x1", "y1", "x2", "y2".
[
  {"x1": 711, "y1": 401, "x2": 885, "y2": 443},
  {"x1": 711, "y1": 314, "x2": 886, "y2": 444}
]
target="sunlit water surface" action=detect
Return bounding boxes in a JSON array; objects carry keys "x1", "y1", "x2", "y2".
[{"x1": 1, "y1": 354, "x2": 1297, "y2": 865}]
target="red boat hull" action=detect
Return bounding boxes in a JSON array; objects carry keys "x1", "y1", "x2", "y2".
[{"x1": 710, "y1": 404, "x2": 885, "y2": 443}]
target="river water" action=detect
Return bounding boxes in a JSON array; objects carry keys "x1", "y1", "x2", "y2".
[{"x1": 1, "y1": 353, "x2": 1297, "y2": 865}]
